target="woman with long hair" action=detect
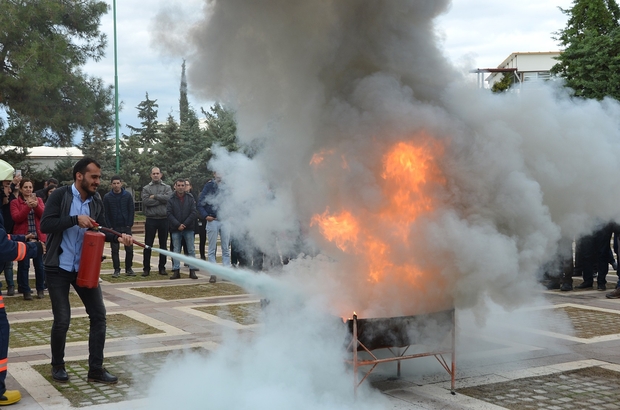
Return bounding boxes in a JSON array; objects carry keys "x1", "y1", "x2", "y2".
[
  {"x1": 41, "y1": 184, "x2": 57, "y2": 204},
  {"x1": 10, "y1": 178, "x2": 46, "y2": 300}
]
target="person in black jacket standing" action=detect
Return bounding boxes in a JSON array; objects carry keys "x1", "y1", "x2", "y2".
[
  {"x1": 103, "y1": 176, "x2": 135, "y2": 277},
  {"x1": 167, "y1": 178, "x2": 198, "y2": 280},
  {"x1": 41, "y1": 158, "x2": 133, "y2": 385}
]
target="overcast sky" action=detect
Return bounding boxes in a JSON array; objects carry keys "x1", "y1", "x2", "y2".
[{"x1": 86, "y1": 0, "x2": 573, "y2": 137}]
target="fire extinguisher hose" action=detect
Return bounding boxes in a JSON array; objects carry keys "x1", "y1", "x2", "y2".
[{"x1": 91, "y1": 223, "x2": 150, "y2": 249}]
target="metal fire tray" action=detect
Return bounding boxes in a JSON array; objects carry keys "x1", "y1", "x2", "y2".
[{"x1": 344, "y1": 308, "x2": 456, "y2": 394}]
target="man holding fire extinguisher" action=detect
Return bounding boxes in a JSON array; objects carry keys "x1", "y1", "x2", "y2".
[
  {"x1": 41, "y1": 158, "x2": 133, "y2": 385},
  {"x1": 0, "y1": 159, "x2": 45, "y2": 405}
]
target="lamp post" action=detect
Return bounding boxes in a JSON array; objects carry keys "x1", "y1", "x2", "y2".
[{"x1": 113, "y1": 0, "x2": 120, "y2": 173}]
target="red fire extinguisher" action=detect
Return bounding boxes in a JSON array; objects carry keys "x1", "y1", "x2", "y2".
[{"x1": 77, "y1": 230, "x2": 106, "y2": 288}]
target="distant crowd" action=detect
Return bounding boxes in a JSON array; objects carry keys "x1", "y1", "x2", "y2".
[
  {"x1": 0, "y1": 157, "x2": 308, "y2": 395},
  {"x1": 1, "y1": 164, "x2": 302, "y2": 300}
]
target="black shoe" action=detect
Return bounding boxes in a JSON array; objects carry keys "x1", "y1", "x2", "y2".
[
  {"x1": 125, "y1": 269, "x2": 135, "y2": 276},
  {"x1": 87, "y1": 368, "x2": 118, "y2": 384},
  {"x1": 158, "y1": 269, "x2": 168, "y2": 276},
  {"x1": 575, "y1": 282, "x2": 593, "y2": 289},
  {"x1": 606, "y1": 288, "x2": 620, "y2": 299},
  {"x1": 560, "y1": 283, "x2": 573, "y2": 292},
  {"x1": 51, "y1": 365, "x2": 69, "y2": 382},
  {"x1": 37, "y1": 290, "x2": 44, "y2": 299},
  {"x1": 545, "y1": 281, "x2": 561, "y2": 290},
  {"x1": 6, "y1": 286, "x2": 14, "y2": 296},
  {"x1": 23, "y1": 292, "x2": 32, "y2": 301},
  {"x1": 112, "y1": 269, "x2": 121, "y2": 278},
  {"x1": 189, "y1": 269, "x2": 198, "y2": 279},
  {"x1": 170, "y1": 269, "x2": 181, "y2": 280},
  {"x1": 598, "y1": 283, "x2": 607, "y2": 291},
  {"x1": 209, "y1": 275, "x2": 217, "y2": 283},
  {"x1": 141, "y1": 270, "x2": 150, "y2": 277}
]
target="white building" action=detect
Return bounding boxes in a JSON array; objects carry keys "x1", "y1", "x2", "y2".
[
  {"x1": 473, "y1": 51, "x2": 561, "y2": 89},
  {"x1": 1, "y1": 146, "x2": 83, "y2": 170}
]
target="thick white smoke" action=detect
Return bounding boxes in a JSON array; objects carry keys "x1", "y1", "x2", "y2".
[{"x1": 147, "y1": 0, "x2": 620, "y2": 407}]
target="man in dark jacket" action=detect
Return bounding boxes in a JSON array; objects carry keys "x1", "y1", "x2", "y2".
[
  {"x1": 41, "y1": 158, "x2": 133, "y2": 385},
  {"x1": 167, "y1": 178, "x2": 198, "y2": 280},
  {"x1": 141, "y1": 167, "x2": 172, "y2": 276},
  {"x1": 103, "y1": 176, "x2": 135, "y2": 277},
  {"x1": 0, "y1": 159, "x2": 45, "y2": 405}
]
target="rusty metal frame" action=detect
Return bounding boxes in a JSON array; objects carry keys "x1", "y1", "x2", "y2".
[{"x1": 345, "y1": 309, "x2": 456, "y2": 394}]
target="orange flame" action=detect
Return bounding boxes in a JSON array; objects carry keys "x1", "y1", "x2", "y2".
[
  {"x1": 312, "y1": 134, "x2": 446, "y2": 296},
  {"x1": 310, "y1": 149, "x2": 334, "y2": 166},
  {"x1": 310, "y1": 210, "x2": 359, "y2": 252},
  {"x1": 381, "y1": 140, "x2": 445, "y2": 229}
]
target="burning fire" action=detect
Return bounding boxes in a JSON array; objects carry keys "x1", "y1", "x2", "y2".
[
  {"x1": 309, "y1": 149, "x2": 335, "y2": 166},
  {"x1": 311, "y1": 133, "x2": 449, "y2": 315}
]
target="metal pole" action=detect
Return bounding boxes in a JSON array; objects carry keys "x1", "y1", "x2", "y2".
[{"x1": 113, "y1": 0, "x2": 120, "y2": 173}]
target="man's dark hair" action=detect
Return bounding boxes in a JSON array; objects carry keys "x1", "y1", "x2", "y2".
[
  {"x1": 110, "y1": 175, "x2": 122, "y2": 183},
  {"x1": 174, "y1": 178, "x2": 186, "y2": 185},
  {"x1": 47, "y1": 178, "x2": 59, "y2": 185},
  {"x1": 73, "y1": 158, "x2": 101, "y2": 181}
]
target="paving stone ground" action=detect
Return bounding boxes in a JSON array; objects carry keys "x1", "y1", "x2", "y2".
[
  {"x1": 458, "y1": 364, "x2": 620, "y2": 409},
  {"x1": 5, "y1": 234, "x2": 620, "y2": 409}
]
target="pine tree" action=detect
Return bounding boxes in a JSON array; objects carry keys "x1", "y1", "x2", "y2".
[
  {"x1": 127, "y1": 93, "x2": 160, "y2": 146},
  {"x1": 78, "y1": 126, "x2": 115, "y2": 190},
  {"x1": 120, "y1": 93, "x2": 161, "y2": 191},
  {"x1": 119, "y1": 133, "x2": 152, "y2": 190},
  {"x1": 552, "y1": 0, "x2": 620, "y2": 99},
  {"x1": 154, "y1": 114, "x2": 182, "y2": 183},
  {"x1": 0, "y1": 0, "x2": 112, "y2": 145},
  {"x1": 0, "y1": 110, "x2": 47, "y2": 179},
  {"x1": 202, "y1": 103, "x2": 239, "y2": 152},
  {"x1": 491, "y1": 73, "x2": 515, "y2": 93}
]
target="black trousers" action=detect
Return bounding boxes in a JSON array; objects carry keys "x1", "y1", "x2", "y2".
[
  {"x1": 197, "y1": 218, "x2": 207, "y2": 259},
  {"x1": 143, "y1": 218, "x2": 168, "y2": 271},
  {"x1": 110, "y1": 226, "x2": 133, "y2": 270}
]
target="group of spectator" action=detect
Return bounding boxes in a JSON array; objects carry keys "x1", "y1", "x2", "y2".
[
  {"x1": 2, "y1": 163, "x2": 296, "y2": 300},
  {"x1": 544, "y1": 223, "x2": 620, "y2": 299},
  {"x1": 0, "y1": 159, "x2": 46, "y2": 404},
  {"x1": 0, "y1": 157, "x2": 304, "y2": 397},
  {"x1": 1, "y1": 176, "x2": 57, "y2": 300},
  {"x1": 137, "y1": 167, "x2": 227, "y2": 282}
]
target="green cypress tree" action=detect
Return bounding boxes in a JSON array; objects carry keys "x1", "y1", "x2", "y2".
[{"x1": 552, "y1": 0, "x2": 620, "y2": 99}]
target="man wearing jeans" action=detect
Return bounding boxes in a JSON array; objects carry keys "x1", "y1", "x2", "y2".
[
  {"x1": 198, "y1": 172, "x2": 230, "y2": 283},
  {"x1": 167, "y1": 179, "x2": 198, "y2": 280},
  {"x1": 141, "y1": 167, "x2": 172, "y2": 276},
  {"x1": 41, "y1": 158, "x2": 133, "y2": 385}
]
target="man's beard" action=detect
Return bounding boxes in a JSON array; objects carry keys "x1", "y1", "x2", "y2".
[{"x1": 81, "y1": 179, "x2": 97, "y2": 196}]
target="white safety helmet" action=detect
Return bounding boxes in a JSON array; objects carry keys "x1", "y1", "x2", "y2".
[{"x1": 0, "y1": 160, "x2": 15, "y2": 181}]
